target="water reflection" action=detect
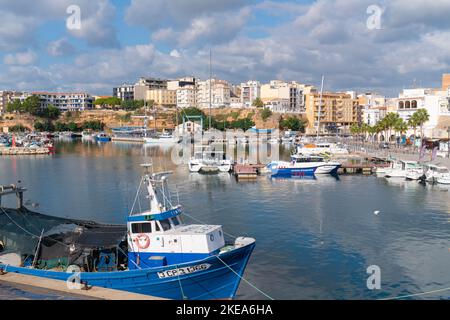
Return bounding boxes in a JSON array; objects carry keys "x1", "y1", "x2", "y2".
[{"x1": 1, "y1": 141, "x2": 449, "y2": 300}]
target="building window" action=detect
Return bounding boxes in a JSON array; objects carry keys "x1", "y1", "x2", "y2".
[
  {"x1": 405, "y1": 101, "x2": 411, "y2": 109},
  {"x1": 399, "y1": 101, "x2": 404, "y2": 109},
  {"x1": 411, "y1": 100, "x2": 417, "y2": 109}
]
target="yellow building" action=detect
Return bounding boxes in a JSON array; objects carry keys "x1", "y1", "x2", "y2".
[
  {"x1": 305, "y1": 92, "x2": 359, "y2": 134},
  {"x1": 146, "y1": 89, "x2": 177, "y2": 107},
  {"x1": 442, "y1": 73, "x2": 450, "y2": 91}
]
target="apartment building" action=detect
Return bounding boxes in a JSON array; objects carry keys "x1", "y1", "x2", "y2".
[
  {"x1": 176, "y1": 86, "x2": 196, "y2": 108},
  {"x1": 260, "y1": 80, "x2": 305, "y2": 113},
  {"x1": 113, "y1": 84, "x2": 134, "y2": 101},
  {"x1": 305, "y1": 92, "x2": 359, "y2": 134},
  {"x1": 134, "y1": 77, "x2": 168, "y2": 101},
  {"x1": 240, "y1": 81, "x2": 261, "y2": 108},
  {"x1": 146, "y1": 89, "x2": 177, "y2": 107},
  {"x1": 168, "y1": 77, "x2": 197, "y2": 108},
  {"x1": 196, "y1": 79, "x2": 231, "y2": 108},
  {"x1": 33, "y1": 92, "x2": 94, "y2": 111},
  {"x1": 358, "y1": 93, "x2": 387, "y2": 126}
]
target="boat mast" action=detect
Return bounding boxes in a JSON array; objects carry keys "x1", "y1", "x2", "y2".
[
  {"x1": 209, "y1": 49, "x2": 212, "y2": 131},
  {"x1": 317, "y1": 75, "x2": 325, "y2": 139}
]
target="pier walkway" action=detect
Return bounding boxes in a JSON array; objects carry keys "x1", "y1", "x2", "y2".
[{"x1": 0, "y1": 272, "x2": 165, "y2": 300}]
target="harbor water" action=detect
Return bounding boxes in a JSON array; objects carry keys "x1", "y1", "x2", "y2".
[{"x1": 1, "y1": 140, "x2": 449, "y2": 300}]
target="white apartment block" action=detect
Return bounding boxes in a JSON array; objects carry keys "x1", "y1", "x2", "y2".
[
  {"x1": 264, "y1": 99, "x2": 291, "y2": 113},
  {"x1": 394, "y1": 88, "x2": 450, "y2": 138},
  {"x1": 177, "y1": 86, "x2": 196, "y2": 109},
  {"x1": 358, "y1": 93, "x2": 387, "y2": 126},
  {"x1": 113, "y1": 84, "x2": 134, "y2": 100},
  {"x1": 196, "y1": 79, "x2": 231, "y2": 109},
  {"x1": 33, "y1": 92, "x2": 94, "y2": 111},
  {"x1": 260, "y1": 80, "x2": 305, "y2": 113},
  {"x1": 240, "y1": 81, "x2": 261, "y2": 108}
]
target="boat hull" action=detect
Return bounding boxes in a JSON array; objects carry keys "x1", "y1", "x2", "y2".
[
  {"x1": 0, "y1": 239, "x2": 255, "y2": 300},
  {"x1": 144, "y1": 137, "x2": 179, "y2": 144},
  {"x1": 268, "y1": 162, "x2": 340, "y2": 177},
  {"x1": 95, "y1": 137, "x2": 111, "y2": 142}
]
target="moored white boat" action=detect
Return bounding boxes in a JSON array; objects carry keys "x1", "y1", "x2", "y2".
[
  {"x1": 424, "y1": 165, "x2": 450, "y2": 183},
  {"x1": 296, "y1": 142, "x2": 349, "y2": 156},
  {"x1": 144, "y1": 132, "x2": 180, "y2": 144},
  {"x1": 437, "y1": 176, "x2": 450, "y2": 185},
  {"x1": 385, "y1": 161, "x2": 423, "y2": 179},
  {"x1": 266, "y1": 155, "x2": 341, "y2": 178},
  {"x1": 188, "y1": 147, "x2": 232, "y2": 173}
]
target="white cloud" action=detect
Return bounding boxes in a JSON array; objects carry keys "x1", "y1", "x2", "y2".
[
  {"x1": 0, "y1": 0, "x2": 119, "y2": 49},
  {"x1": 66, "y1": 0, "x2": 119, "y2": 48},
  {"x1": 1, "y1": 0, "x2": 450, "y2": 97},
  {"x1": 47, "y1": 38, "x2": 76, "y2": 56},
  {"x1": 170, "y1": 50, "x2": 181, "y2": 58},
  {"x1": 4, "y1": 51, "x2": 37, "y2": 65}
]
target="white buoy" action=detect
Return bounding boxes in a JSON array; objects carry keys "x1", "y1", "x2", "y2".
[{"x1": 374, "y1": 210, "x2": 380, "y2": 215}]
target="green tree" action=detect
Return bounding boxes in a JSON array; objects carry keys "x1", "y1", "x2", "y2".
[
  {"x1": 40, "y1": 104, "x2": 61, "y2": 119},
  {"x1": 94, "y1": 97, "x2": 122, "y2": 108},
  {"x1": 55, "y1": 122, "x2": 69, "y2": 132},
  {"x1": 10, "y1": 124, "x2": 28, "y2": 132},
  {"x1": 34, "y1": 121, "x2": 55, "y2": 132},
  {"x1": 81, "y1": 120, "x2": 104, "y2": 131},
  {"x1": 121, "y1": 99, "x2": 145, "y2": 111},
  {"x1": 22, "y1": 95, "x2": 41, "y2": 116},
  {"x1": 252, "y1": 97, "x2": 264, "y2": 108},
  {"x1": 260, "y1": 108, "x2": 272, "y2": 122},
  {"x1": 6, "y1": 100, "x2": 22, "y2": 113},
  {"x1": 67, "y1": 121, "x2": 79, "y2": 132},
  {"x1": 175, "y1": 107, "x2": 208, "y2": 129},
  {"x1": 279, "y1": 116, "x2": 306, "y2": 132},
  {"x1": 414, "y1": 108, "x2": 430, "y2": 139}
]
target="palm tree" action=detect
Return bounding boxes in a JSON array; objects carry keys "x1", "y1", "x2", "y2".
[
  {"x1": 414, "y1": 109, "x2": 430, "y2": 140},
  {"x1": 394, "y1": 118, "x2": 408, "y2": 144},
  {"x1": 408, "y1": 114, "x2": 419, "y2": 141}
]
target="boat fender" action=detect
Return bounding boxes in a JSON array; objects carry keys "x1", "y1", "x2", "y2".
[{"x1": 135, "y1": 234, "x2": 151, "y2": 250}]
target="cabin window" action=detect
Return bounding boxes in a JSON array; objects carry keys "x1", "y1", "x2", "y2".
[
  {"x1": 171, "y1": 217, "x2": 180, "y2": 226},
  {"x1": 159, "y1": 219, "x2": 172, "y2": 231},
  {"x1": 131, "y1": 222, "x2": 152, "y2": 234}
]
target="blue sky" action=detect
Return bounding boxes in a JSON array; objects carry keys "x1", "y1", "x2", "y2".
[{"x1": 0, "y1": 0, "x2": 449, "y2": 96}]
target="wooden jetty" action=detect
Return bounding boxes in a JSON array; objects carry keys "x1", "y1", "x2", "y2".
[
  {"x1": 0, "y1": 147, "x2": 50, "y2": 156},
  {"x1": 233, "y1": 164, "x2": 265, "y2": 180},
  {"x1": 339, "y1": 163, "x2": 390, "y2": 175},
  {"x1": 0, "y1": 272, "x2": 165, "y2": 300}
]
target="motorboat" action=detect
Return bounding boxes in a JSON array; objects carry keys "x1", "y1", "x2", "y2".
[
  {"x1": 189, "y1": 146, "x2": 233, "y2": 173},
  {"x1": 144, "y1": 132, "x2": 180, "y2": 144},
  {"x1": 385, "y1": 161, "x2": 423, "y2": 179},
  {"x1": 94, "y1": 133, "x2": 112, "y2": 142},
  {"x1": 265, "y1": 155, "x2": 341, "y2": 178},
  {"x1": 296, "y1": 142, "x2": 349, "y2": 156},
  {"x1": 424, "y1": 165, "x2": 450, "y2": 183}
]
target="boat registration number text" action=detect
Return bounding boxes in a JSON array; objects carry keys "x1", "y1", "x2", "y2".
[{"x1": 157, "y1": 263, "x2": 211, "y2": 278}]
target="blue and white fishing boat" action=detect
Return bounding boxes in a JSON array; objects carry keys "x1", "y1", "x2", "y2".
[
  {"x1": 0, "y1": 166, "x2": 255, "y2": 300},
  {"x1": 266, "y1": 155, "x2": 341, "y2": 178},
  {"x1": 94, "y1": 132, "x2": 111, "y2": 142}
]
